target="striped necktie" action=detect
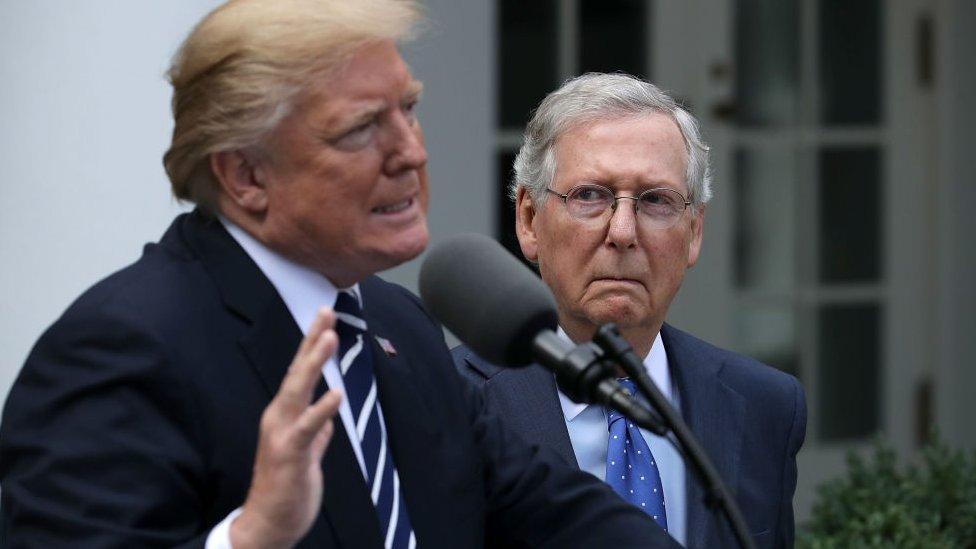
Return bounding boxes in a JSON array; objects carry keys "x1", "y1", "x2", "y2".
[{"x1": 334, "y1": 290, "x2": 415, "y2": 549}]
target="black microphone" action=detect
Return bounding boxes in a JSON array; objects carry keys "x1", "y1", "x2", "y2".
[
  {"x1": 418, "y1": 232, "x2": 557, "y2": 366},
  {"x1": 419, "y1": 233, "x2": 660, "y2": 430}
]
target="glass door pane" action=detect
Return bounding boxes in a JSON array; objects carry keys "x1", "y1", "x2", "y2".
[
  {"x1": 735, "y1": 0, "x2": 800, "y2": 126},
  {"x1": 819, "y1": 0, "x2": 882, "y2": 125}
]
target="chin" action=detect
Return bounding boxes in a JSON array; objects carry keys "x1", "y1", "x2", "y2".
[
  {"x1": 376, "y1": 225, "x2": 429, "y2": 267},
  {"x1": 585, "y1": 303, "x2": 648, "y2": 329}
]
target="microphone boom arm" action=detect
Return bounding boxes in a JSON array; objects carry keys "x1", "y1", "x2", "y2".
[{"x1": 532, "y1": 330, "x2": 667, "y2": 435}]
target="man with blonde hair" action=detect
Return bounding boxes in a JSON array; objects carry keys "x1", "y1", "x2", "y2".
[{"x1": 0, "y1": 2, "x2": 676, "y2": 548}]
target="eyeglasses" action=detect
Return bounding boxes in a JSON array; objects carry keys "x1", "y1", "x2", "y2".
[{"x1": 545, "y1": 184, "x2": 692, "y2": 230}]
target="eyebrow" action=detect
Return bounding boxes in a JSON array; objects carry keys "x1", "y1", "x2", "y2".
[
  {"x1": 321, "y1": 80, "x2": 426, "y2": 139},
  {"x1": 336, "y1": 81, "x2": 424, "y2": 128},
  {"x1": 403, "y1": 80, "x2": 424, "y2": 100},
  {"x1": 341, "y1": 104, "x2": 385, "y2": 130}
]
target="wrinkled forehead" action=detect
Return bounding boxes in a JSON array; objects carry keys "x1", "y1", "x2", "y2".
[
  {"x1": 553, "y1": 111, "x2": 686, "y2": 154},
  {"x1": 549, "y1": 113, "x2": 689, "y2": 184},
  {"x1": 277, "y1": 42, "x2": 424, "y2": 133},
  {"x1": 296, "y1": 41, "x2": 420, "y2": 102}
]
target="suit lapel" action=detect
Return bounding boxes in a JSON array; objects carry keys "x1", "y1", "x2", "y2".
[
  {"x1": 183, "y1": 211, "x2": 383, "y2": 547},
  {"x1": 465, "y1": 355, "x2": 578, "y2": 467},
  {"x1": 182, "y1": 211, "x2": 300, "y2": 397},
  {"x1": 663, "y1": 324, "x2": 745, "y2": 548},
  {"x1": 238, "y1": 304, "x2": 304, "y2": 396},
  {"x1": 361, "y1": 306, "x2": 442, "y2": 546}
]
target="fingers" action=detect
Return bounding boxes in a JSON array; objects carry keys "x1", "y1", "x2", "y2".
[
  {"x1": 297, "y1": 307, "x2": 335, "y2": 356},
  {"x1": 294, "y1": 389, "x2": 342, "y2": 448},
  {"x1": 237, "y1": 311, "x2": 343, "y2": 549},
  {"x1": 300, "y1": 329, "x2": 338, "y2": 398},
  {"x1": 278, "y1": 312, "x2": 339, "y2": 410}
]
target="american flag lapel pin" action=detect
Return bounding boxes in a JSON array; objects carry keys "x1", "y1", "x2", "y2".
[{"x1": 374, "y1": 335, "x2": 398, "y2": 357}]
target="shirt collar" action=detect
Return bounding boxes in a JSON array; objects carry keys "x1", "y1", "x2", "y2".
[
  {"x1": 556, "y1": 327, "x2": 672, "y2": 422},
  {"x1": 220, "y1": 216, "x2": 361, "y2": 335}
]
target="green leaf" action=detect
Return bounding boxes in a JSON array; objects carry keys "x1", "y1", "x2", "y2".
[{"x1": 799, "y1": 434, "x2": 976, "y2": 548}]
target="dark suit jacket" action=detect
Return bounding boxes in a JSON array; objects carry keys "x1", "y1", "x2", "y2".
[
  {"x1": 0, "y1": 211, "x2": 677, "y2": 548},
  {"x1": 452, "y1": 324, "x2": 807, "y2": 548}
]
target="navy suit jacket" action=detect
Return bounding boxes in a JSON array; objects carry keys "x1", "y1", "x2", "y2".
[
  {"x1": 0, "y1": 211, "x2": 677, "y2": 548},
  {"x1": 453, "y1": 324, "x2": 807, "y2": 548}
]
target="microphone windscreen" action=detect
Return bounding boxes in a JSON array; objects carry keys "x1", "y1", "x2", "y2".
[{"x1": 419, "y1": 233, "x2": 558, "y2": 366}]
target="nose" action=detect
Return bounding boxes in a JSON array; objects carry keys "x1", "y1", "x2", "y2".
[
  {"x1": 383, "y1": 112, "x2": 428, "y2": 176},
  {"x1": 606, "y1": 198, "x2": 638, "y2": 249}
]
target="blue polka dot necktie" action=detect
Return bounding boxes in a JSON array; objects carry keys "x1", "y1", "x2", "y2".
[
  {"x1": 334, "y1": 290, "x2": 415, "y2": 549},
  {"x1": 605, "y1": 378, "x2": 668, "y2": 532}
]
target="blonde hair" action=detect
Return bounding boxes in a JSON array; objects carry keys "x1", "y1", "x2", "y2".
[{"x1": 163, "y1": 0, "x2": 423, "y2": 210}]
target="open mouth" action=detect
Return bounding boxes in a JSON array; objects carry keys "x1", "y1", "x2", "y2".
[{"x1": 372, "y1": 197, "x2": 413, "y2": 214}]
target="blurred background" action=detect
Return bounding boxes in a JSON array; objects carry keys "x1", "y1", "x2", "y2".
[{"x1": 1, "y1": 0, "x2": 973, "y2": 524}]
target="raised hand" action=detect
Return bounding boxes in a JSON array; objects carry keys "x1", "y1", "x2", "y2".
[{"x1": 230, "y1": 308, "x2": 343, "y2": 549}]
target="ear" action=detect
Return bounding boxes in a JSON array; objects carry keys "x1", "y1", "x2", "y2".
[
  {"x1": 209, "y1": 150, "x2": 269, "y2": 214},
  {"x1": 686, "y1": 206, "x2": 705, "y2": 268},
  {"x1": 515, "y1": 187, "x2": 540, "y2": 263}
]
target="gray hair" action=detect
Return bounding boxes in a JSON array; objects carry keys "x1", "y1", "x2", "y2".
[{"x1": 511, "y1": 72, "x2": 712, "y2": 212}]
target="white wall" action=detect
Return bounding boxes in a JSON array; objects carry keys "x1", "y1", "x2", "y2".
[
  {"x1": 0, "y1": 1, "x2": 494, "y2": 413},
  {"x1": 0, "y1": 1, "x2": 215, "y2": 412}
]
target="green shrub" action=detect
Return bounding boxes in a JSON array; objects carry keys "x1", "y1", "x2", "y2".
[{"x1": 800, "y1": 437, "x2": 976, "y2": 548}]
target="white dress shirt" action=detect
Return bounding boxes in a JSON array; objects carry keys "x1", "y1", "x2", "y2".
[
  {"x1": 557, "y1": 328, "x2": 687, "y2": 546},
  {"x1": 207, "y1": 217, "x2": 374, "y2": 548}
]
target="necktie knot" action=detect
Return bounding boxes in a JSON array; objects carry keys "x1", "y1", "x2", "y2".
[
  {"x1": 607, "y1": 378, "x2": 638, "y2": 428},
  {"x1": 334, "y1": 290, "x2": 367, "y2": 333},
  {"x1": 617, "y1": 377, "x2": 638, "y2": 396}
]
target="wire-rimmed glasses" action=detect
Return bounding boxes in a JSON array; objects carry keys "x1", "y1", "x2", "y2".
[{"x1": 545, "y1": 184, "x2": 692, "y2": 230}]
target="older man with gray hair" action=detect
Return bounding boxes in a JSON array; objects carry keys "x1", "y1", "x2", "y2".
[{"x1": 454, "y1": 73, "x2": 807, "y2": 548}]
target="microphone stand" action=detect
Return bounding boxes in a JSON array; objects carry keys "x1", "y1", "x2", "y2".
[{"x1": 592, "y1": 324, "x2": 757, "y2": 549}]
